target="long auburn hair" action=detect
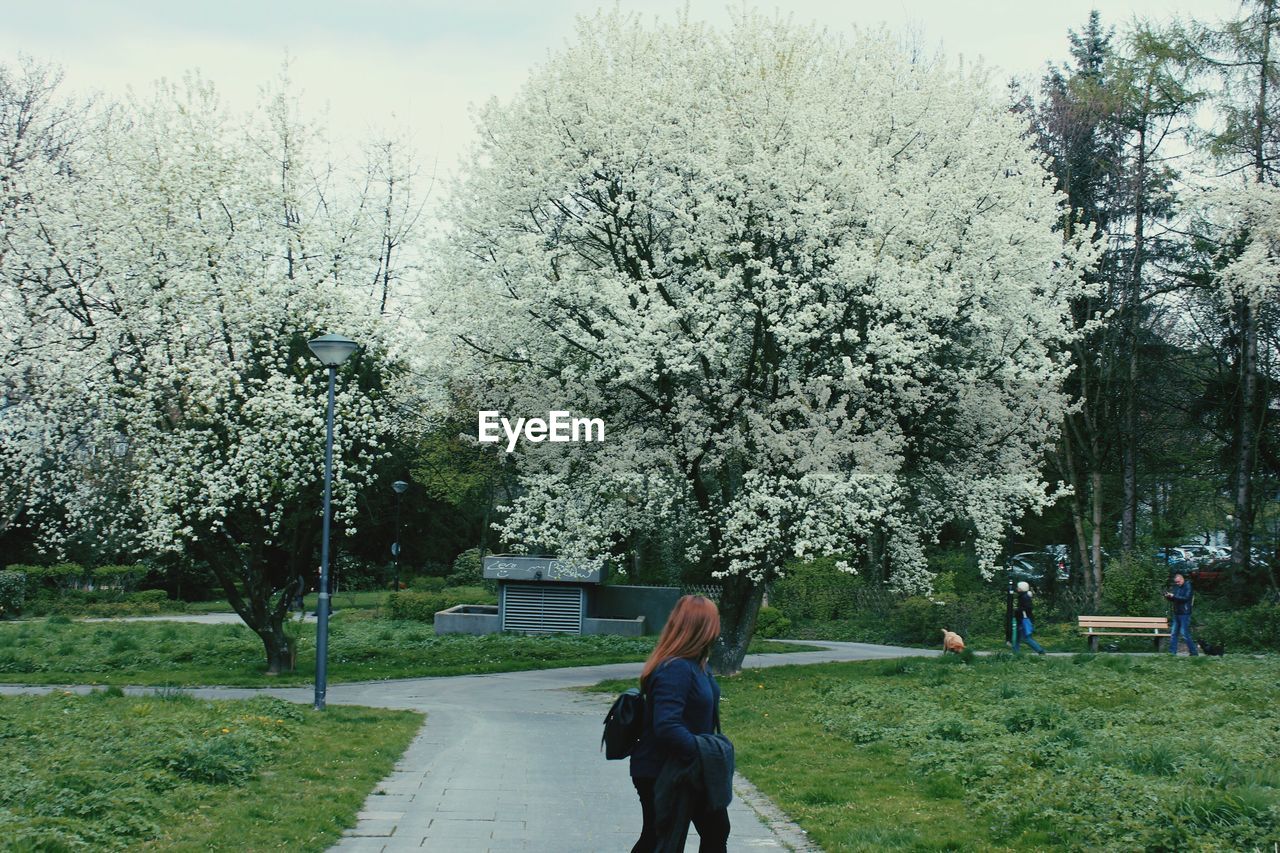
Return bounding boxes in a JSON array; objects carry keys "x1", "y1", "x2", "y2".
[{"x1": 641, "y1": 595, "x2": 720, "y2": 685}]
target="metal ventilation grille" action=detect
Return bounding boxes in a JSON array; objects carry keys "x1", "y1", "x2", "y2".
[{"x1": 502, "y1": 584, "x2": 583, "y2": 634}]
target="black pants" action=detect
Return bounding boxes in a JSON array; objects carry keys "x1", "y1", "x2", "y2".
[{"x1": 631, "y1": 776, "x2": 730, "y2": 853}]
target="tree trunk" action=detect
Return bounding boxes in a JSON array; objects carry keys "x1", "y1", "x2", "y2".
[
  {"x1": 1091, "y1": 469, "x2": 1104, "y2": 610},
  {"x1": 1231, "y1": 301, "x2": 1259, "y2": 575},
  {"x1": 709, "y1": 574, "x2": 764, "y2": 676},
  {"x1": 258, "y1": 618, "x2": 296, "y2": 675},
  {"x1": 1122, "y1": 127, "x2": 1146, "y2": 554},
  {"x1": 208, "y1": 539, "x2": 301, "y2": 674},
  {"x1": 1061, "y1": 431, "x2": 1096, "y2": 605}
]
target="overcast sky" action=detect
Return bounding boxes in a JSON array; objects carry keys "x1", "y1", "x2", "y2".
[{"x1": 1, "y1": 1, "x2": 1244, "y2": 176}]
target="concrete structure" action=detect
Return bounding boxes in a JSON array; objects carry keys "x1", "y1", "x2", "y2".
[
  {"x1": 433, "y1": 555, "x2": 680, "y2": 638},
  {"x1": 433, "y1": 604, "x2": 500, "y2": 635}
]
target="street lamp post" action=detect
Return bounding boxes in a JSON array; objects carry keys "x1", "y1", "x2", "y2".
[
  {"x1": 307, "y1": 332, "x2": 359, "y2": 711},
  {"x1": 392, "y1": 480, "x2": 408, "y2": 591}
]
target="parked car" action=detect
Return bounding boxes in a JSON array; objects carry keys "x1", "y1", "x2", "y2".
[
  {"x1": 1005, "y1": 551, "x2": 1069, "y2": 583},
  {"x1": 1176, "y1": 544, "x2": 1228, "y2": 565},
  {"x1": 1044, "y1": 545, "x2": 1071, "y2": 579},
  {"x1": 1155, "y1": 547, "x2": 1196, "y2": 573}
]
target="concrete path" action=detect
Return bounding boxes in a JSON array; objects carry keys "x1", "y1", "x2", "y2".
[
  {"x1": 0, "y1": 641, "x2": 937, "y2": 852},
  {"x1": 80, "y1": 612, "x2": 317, "y2": 624}
]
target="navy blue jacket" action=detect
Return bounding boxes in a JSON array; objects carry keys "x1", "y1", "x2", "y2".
[
  {"x1": 1170, "y1": 581, "x2": 1193, "y2": 616},
  {"x1": 630, "y1": 656, "x2": 720, "y2": 779}
]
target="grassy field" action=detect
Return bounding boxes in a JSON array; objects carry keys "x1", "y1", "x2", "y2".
[
  {"x1": 186, "y1": 589, "x2": 389, "y2": 614},
  {"x1": 598, "y1": 653, "x2": 1280, "y2": 851},
  {"x1": 0, "y1": 690, "x2": 420, "y2": 850},
  {"x1": 0, "y1": 617, "x2": 812, "y2": 686}
]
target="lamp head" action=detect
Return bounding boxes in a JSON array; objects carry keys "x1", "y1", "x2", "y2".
[
  {"x1": 307, "y1": 333, "x2": 360, "y2": 367},
  {"x1": 392, "y1": 480, "x2": 409, "y2": 495}
]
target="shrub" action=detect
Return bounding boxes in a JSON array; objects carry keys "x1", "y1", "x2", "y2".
[
  {"x1": 43, "y1": 562, "x2": 88, "y2": 589},
  {"x1": 754, "y1": 606, "x2": 792, "y2": 639},
  {"x1": 0, "y1": 570, "x2": 26, "y2": 618},
  {"x1": 888, "y1": 596, "x2": 943, "y2": 644},
  {"x1": 11, "y1": 562, "x2": 88, "y2": 591},
  {"x1": 385, "y1": 586, "x2": 497, "y2": 622},
  {"x1": 410, "y1": 576, "x2": 447, "y2": 592},
  {"x1": 333, "y1": 555, "x2": 386, "y2": 591},
  {"x1": 1198, "y1": 602, "x2": 1280, "y2": 651},
  {"x1": 93, "y1": 564, "x2": 146, "y2": 592},
  {"x1": 1102, "y1": 554, "x2": 1166, "y2": 616},
  {"x1": 385, "y1": 591, "x2": 435, "y2": 622},
  {"x1": 166, "y1": 732, "x2": 266, "y2": 784},
  {"x1": 770, "y1": 556, "x2": 862, "y2": 621},
  {"x1": 446, "y1": 548, "x2": 485, "y2": 587}
]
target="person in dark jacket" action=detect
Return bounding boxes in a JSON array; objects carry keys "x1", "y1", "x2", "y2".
[
  {"x1": 1013, "y1": 581, "x2": 1046, "y2": 655},
  {"x1": 629, "y1": 595, "x2": 730, "y2": 853},
  {"x1": 1164, "y1": 573, "x2": 1199, "y2": 656}
]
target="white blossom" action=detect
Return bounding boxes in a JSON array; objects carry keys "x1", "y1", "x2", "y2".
[{"x1": 430, "y1": 12, "x2": 1093, "y2": 594}]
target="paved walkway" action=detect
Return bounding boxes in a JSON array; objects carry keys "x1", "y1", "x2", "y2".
[
  {"x1": 0, "y1": 641, "x2": 937, "y2": 852},
  {"x1": 80, "y1": 612, "x2": 317, "y2": 624}
]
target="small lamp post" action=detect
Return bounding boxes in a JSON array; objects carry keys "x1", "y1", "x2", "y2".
[
  {"x1": 307, "y1": 332, "x2": 359, "y2": 711},
  {"x1": 392, "y1": 480, "x2": 409, "y2": 591}
]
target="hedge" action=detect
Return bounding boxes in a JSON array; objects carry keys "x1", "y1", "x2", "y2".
[
  {"x1": 7, "y1": 563, "x2": 147, "y2": 592},
  {"x1": 385, "y1": 587, "x2": 497, "y2": 622}
]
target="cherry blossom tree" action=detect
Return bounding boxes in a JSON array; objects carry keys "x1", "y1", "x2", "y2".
[
  {"x1": 0, "y1": 73, "x2": 428, "y2": 671},
  {"x1": 435, "y1": 12, "x2": 1095, "y2": 672}
]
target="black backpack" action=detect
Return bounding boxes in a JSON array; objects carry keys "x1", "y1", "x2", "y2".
[{"x1": 601, "y1": 687, "x2": 645, "y2": 759}]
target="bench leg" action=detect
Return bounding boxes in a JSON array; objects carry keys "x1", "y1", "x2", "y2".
[{"x1": 1088, "y1": 635, "x2": 1098, "y2": 653}]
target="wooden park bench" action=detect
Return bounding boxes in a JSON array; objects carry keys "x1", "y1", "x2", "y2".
[{"x1": 1078, "y1": 616, "x2": 1170, "y2": 653}]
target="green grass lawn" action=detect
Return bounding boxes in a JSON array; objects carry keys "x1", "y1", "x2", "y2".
[
  {"x1": 597, "y1": 652, "x2": 1280, "y2": 851},
  {"x1": 787, "y1": 616, "x2": 1189, "y2": 655},
  {"x1": 0, "y1": 617, "x2": 813, "y2": 686},
  {"x1": 186, "y1": 589, "x2": 389, "y2": 614},
  {"x1": 0, "y1": 689, "x2": 420, "y2": 850}
]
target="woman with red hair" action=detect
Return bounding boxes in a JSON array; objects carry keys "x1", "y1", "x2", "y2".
[{"x1": 629, "y1": 595, "x2": 730, "y2": 852}]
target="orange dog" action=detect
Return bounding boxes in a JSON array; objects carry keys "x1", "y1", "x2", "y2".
[{"x1": 941, "y1": 628, "x2": 965, "y2": 654}]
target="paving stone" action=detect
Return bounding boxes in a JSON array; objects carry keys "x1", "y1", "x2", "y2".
[
  {"x1": 343, "y1": 819, "x2": 398, "y2": 837},
  {"x1": 328, "y1": 839, "x2": 388, "y2": 852}
]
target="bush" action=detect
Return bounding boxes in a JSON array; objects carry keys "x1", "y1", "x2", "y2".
[
  {"x1": 384, "y1": 586, "x2": 497, "y2": 622},
  {"x1": 333, "y1": 555, "x2": 387, "y2": 591},
  {"x1": 1103, "y1": 555, "x2": 1166, "y2": 616},
  {"x1": 770, "y1": 556, "x2": 862, "y2": 621},
  {"x1": 1198, "y1": 601, "x2": 1280, "y2": 651},
  {"x1": 410, "y1": 576, "x2": 447, "y2": 592},
  {"x1": 19, "y1": 587, "x2": 183, "y2": 617},
  {"x1": 888, "y1": 596, "x2": 943, "y2": 644},
  {"x1": 93, "y1": 564, "x2": 146, "y2": 592},
  {"x1": 11, "y1": 562, "x2": 87, "y2": 591},
  {"x1": 166, "y1": 732, "x2": 267, "y2": 785},
  {"x1": 446, "y1": 548, "x2": 485, "y2": 588},
  {"x1": 754, "y1": 606, "x2": 792, "y2": 639},
  {"x1": 0, "y1": 570, "x2": 26, "y2": 618}
]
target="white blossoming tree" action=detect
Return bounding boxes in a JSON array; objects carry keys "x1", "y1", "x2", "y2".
[
  {"x1": 435, "y1": 12, "x2": 1094, "y2": 672},
  {"x1": 0, "y1": 73, "x2": 427, "y2": 671}
]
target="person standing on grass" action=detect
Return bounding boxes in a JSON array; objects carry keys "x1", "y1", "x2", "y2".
[
  {"x1": 1164, "y1": 573, "x2": 1199, "y2": 656},
  {"x1": 629, "y1": 595, "x2": 732, "y2": 853},
  {"x1": 1013, "y1": 581, "x2": 1046, "y2": 655}
]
